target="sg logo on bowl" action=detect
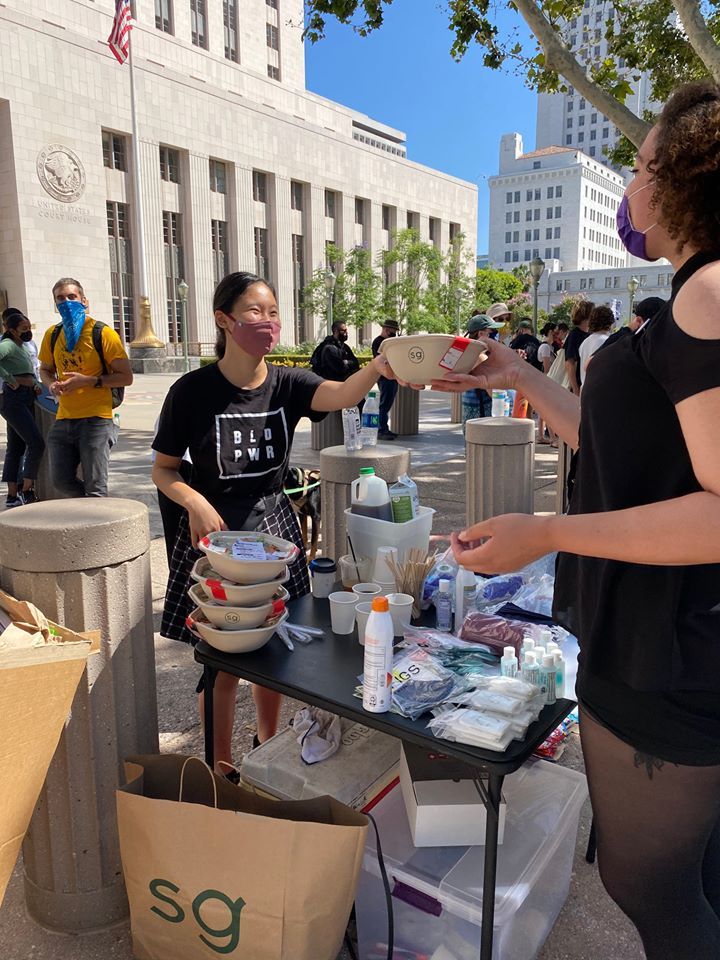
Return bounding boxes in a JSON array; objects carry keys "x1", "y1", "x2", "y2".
[
  {"x1": 408, "y1": 346, "x2": 425, "y2": 364},
  {"x1": 225, "y1": 612, "x2": 240, "y2": 624}
]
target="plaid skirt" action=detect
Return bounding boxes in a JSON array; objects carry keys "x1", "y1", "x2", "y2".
[{"x1": 161, "y1": 492, "x2": 309, "y2": 645}]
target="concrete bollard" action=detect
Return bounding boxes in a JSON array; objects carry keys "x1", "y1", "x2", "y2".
[
  {"x1": 390, "y1": 386, "x2": 419, "y2": 437},
  {"x1": 311, "y1": 410, "x2": 344, "y2": 451},
  {"x1": 0, "y1": 499, "x2": 159, "y2": 933},
  {"x1": 465, "y1": 417, "x2": 535, "y2": 528},
  {"x1": 319, "y1": 444, "x2": 411, "y2": 560},
  {"x1": 450, "y1": 392, "x2": 462, "y2": 424}
]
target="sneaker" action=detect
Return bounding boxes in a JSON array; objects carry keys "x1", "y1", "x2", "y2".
[
  {"x1": 4, "y1": 495, "x2": 23, "y2": 509},
  {"x1": 378, "y1": 430, "x2": 397, "y2": 440},
  {"x1": 21, "y1": 489, "x2": 39, "y2": 505}
]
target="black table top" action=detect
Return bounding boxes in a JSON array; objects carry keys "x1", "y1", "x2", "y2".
[{"x1": 194, "y1": 592, "x2": 575, "y2": 777}]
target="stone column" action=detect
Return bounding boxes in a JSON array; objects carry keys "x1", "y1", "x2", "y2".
[
  {"x1": 319, "y1": 445, "x2": 410, "y2": 560},
  {"x1": 390, "y1": 386, "x2": 420, "y2": 437},
  {"x1": 0, "y1": 500, "x2": 159, "y2": 933},
  {"x1": 311, "y1": 411, "x2": 344, "y2": 451},
  {"x1": 465, "y1": 418, "x2": 535, "y2": 527}
]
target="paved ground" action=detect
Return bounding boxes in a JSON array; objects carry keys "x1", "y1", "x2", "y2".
[{"x1": 0, "y1": 374, "x2": 644, "y2": 959}]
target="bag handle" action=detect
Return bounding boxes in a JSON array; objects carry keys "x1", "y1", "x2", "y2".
[{"x1": 178, "y1": 756, "x2": 218, "y2": 809}]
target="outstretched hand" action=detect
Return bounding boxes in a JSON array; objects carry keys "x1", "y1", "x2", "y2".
[
  {"x1": 450, "y1": 514, "x2": 554, "y2": 575},
  {"x1": 431, "y1": 337, "x2": 525, "y2": 395}
]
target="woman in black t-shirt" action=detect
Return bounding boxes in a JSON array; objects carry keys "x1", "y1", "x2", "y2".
[
  {"x1": 153, "y1": 272, "x2": 395, "y2": 771},
  {"x1": 431, "y1": 83, "x2": 720, "y2": 960}
]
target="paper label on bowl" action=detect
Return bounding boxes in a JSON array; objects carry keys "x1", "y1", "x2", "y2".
[
  {"x1": 206, "y1": 579, "x2": 228, "y2": 601},
  {"x1": 231, "y1": 539, "x2": 269, "y2": 561},
  {"x1": 438, "y1": 337, "x2": 470, "y2": 371}
]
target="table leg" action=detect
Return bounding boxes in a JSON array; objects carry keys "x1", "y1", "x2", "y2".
[
  {"x1": 203, "y1": 665, "x2": 217, "y2": 768},
  {"x1": 480, "y1": 772, "x2": 505, "y2": 960}
]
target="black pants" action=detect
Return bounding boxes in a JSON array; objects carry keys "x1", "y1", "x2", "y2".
[
  {"x1": 0, "y1": 385, "x2": 44, "y2": 483},
  {"x1": 378, "y1": 376, "x2": 398, "y2": 433}
]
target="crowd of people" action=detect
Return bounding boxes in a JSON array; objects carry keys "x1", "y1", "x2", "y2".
[{"x1": 1, "y1": 78, "x2": 719, "y2": 960}]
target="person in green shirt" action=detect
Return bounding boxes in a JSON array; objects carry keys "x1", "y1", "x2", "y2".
[{"x1": 0, "y1": 309, "x2": 44, "y2": 507}]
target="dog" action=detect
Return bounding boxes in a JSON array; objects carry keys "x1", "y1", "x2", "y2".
[{"x1": 284, "y1": 467, "x2": 322, "y2": 560}]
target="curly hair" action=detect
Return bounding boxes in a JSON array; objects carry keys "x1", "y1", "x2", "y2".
[
  {"x1": 589, "y1": 305, "x2": 614, "y2": 333},
  {"x1": 650, "y1": 81, "x2": 720, "y2": 252},
  {"x1": 570, "y1": 299, "x2": 594, "y2": 327}
]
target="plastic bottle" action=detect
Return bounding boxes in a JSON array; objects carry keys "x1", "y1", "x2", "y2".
[
  {"x1": 521, "y1": 650, "x2": 539, "y2": 686},
  {"x1": 491, "y1": 389, "x2": 506, "y2": 417},
  {"x1": 342, "y1": 406, "x2": 362, "y2": 452},
  {"x1": 350, "y1": 467, "x2": 393, "y2": 521},
  {"x1": 522, "y1": 637, "x2": 535, "y2": 657},
  {"x1": 533, "y1": 645, "x2": 547, "y2": 664},
  {"x1": 554, "y1": 650, "x2": 566, "y2": 698},
  {"x1": 113, "y1": 410, "x2": 121, "y2": 429},
  {"x1": 362, "y1": 596, "x2": 395, "y2": 713},
  {"x1": 538, "y1": 627, "x2": 553, "y2": 649},
  {"x1": 435, "y1": 579, "x2": 453, "y2": 632},
  {"x1": 542, "y1": 653, "x2": 557, "y2": 705},
  {"x1": 500, "y1": 646, "x2": 518, "y2": 678},
  {"x1": 454, "y1": 567, "x2": 477, "y2": 632},
  {"x1": 361, "y1": 390, "x2": 380, "y2": 447},
  {"x1": 503, "y1": 392, "x2": 512, "y2": 417}
]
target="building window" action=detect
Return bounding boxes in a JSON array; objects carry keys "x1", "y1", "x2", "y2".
[
  {"x1": 291, "y1": 234, "x2": 306, "y2": 342},
  {"x1": 578, "y1": 132, "x2": 585, "y2": 143},
  {"x1": 107, "y1": 202, "x2": 135, "y2": 344},
  {"x1": 554, "y1": 226, "x2": 561, "y2": 238},
  {"x1": 590, "y1": 129, "x2": 597, "y2": 141},
  {"x1": 580, "y1": 278, "x2": 587, "y2": 290},
  {"x1": 524, "y1": 249, "x2": 531, "y2": 261},
  {"x1": 545, "y1": 247, "x2": 552, "y2": 259},
  {"x1": 526, "y1": 189, "x2": 533, "y2": 201},
  {"x1": 506, "y1": 231, "x2": 512, "y2": 243},
  {"x1": 602, "y1": 127, "x2": 609, "y2": 139},
  {"x1": 556, "y1": 185, "x2": 563, "y2": 198},
  {"x1": 209, "y1": 159, "x2": 227, "y2": 194},
  {"x1": 578, "y1": 116, "x2": 585, "y2": 127},
  {"x1": 534, "y1": 189, "x2": 541, "y2": 200},
  {"x1": 162, "y1": 211, "x2": 184, "y2": 344},
  {"x1": 102, "y1": 131, "x2": 126, "y2": 171},
  {"x1": 155, "y1": 0, "x2": 173, "y2": 33},
  {"x1": 547, "y1": 207, "x2": 553, "y2": 219},
  {"x1": 512, "y1": 230, "x2": 519, "y2": 242},
  {"x1": 553, "y1": 246, "x2": 560, "y2": 259},
  {"x1": 566, "y1": 135, "x2": 572, "y2": 145},
  {"x1": 533, "y1": 209, "x2": 540, "y2": 221},
  {"x1": 382, "y1": 205, "x2": 391, "y2": 231},
  {"x1": 533, "y1": 161, "x2": 541, "y2": 169},
  {"x1": 253, "y1": 226, "x2": 270, "y2": 280},
  {"x1": 514, "y1": 191, "x2": 520, "y2": 203},
  {"x1": 568, "y1": 100, "x2": 574, "y2": 112},
  {"x1": 605, "y1": 277, "x2": 613, "y2": 288},
  {"x1": 253, "y1": 170, "x2": 267, "y2": 203},
  {"x1": 514, "y1": 211, "x2": 520, "y2": 223},
  {"x1": 504, "y1": 251, "x2": 511, "y2": 263},
  {"x1": 159, "y1": 146, "x2": 180, "y2": 183},
  {"x1": 525, "y1": 229, "x2": 531, "y2": 241},
  {"x1": 290, "y1": 180, "x2": 304, "y2": 211},
  {"x1": 223, "y1": 0, "x2": 239, "y2": 61},
  {"x1": 588, "y1": 278, "x2": 595, "y2": 289},
  {"x1": 449, "y1": 222, "x2": 461, "y2": 242},
  {"x1": 266, "y1": 23, "x2": 279, "y2": 50},
  {"x1": 506, "y1": 191, "x2": 512, "y2": 204},
  {"x1": 555, "y1": 206, "x2": 561, "y2": 218},
  {"x1": 567, "y1": 118, "x2": 573, "y2": 129},
  {"x1": 429, "y1": 217, "x2": 440, "y2": 243},
  {"x1": 512, "y1": 251, "x2": 519, "y2": 262},
  {"x1": 506, "y1": 212, "x2": 513, "y2": 225},
  {"x1": 267, "y1": 64, "x2": 280, "y2": 80},
  {"x1": 355, "y1": 197, "x2": 365, "y2": 225},
  {"x1": 546, "y1": 228, "x2": 552, "y2": 240},
  {"x1": 547, "y1": 186, "x2": 554, "y2": 199},
  {"x1": 211, "y1": 220, "x2": 229, "y2": 286},
  {"x1": 324, "y1": 190, "x2": 336, "y2": 218},
  {"x1": 190, "y1": 0, "x2": 207, "y2": 47},
  {"x1": 589, "y1": 146, "x2": 596, "y2": 156}
]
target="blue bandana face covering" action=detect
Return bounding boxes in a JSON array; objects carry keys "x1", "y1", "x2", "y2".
[{"x1": 56, "y1": 299, "x2": 87, "y2": 352}]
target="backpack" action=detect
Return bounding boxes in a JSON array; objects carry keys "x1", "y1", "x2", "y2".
[
  {"x1": 309, "y1": 340, "x2": 329, "y2": 377},
  {"x1": 50, "y1": 320, "x2": 124, "y2": 408}
]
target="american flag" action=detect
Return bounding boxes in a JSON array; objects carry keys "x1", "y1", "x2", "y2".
[{"x1": 107, "y1": 0, "x2": 133, "y2": 65}]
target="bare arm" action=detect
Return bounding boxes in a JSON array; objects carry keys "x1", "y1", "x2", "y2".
[
  {"x1": 152, "y1": 453, "x2": 226, "y2": 548},
  {"x1": 311, "y1": 356, "x2": 391, "y2": 412}
]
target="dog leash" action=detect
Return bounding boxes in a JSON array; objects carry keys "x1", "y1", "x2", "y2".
[{"x1": 282, "y1": 479, "x2": 321, "y2": 496}]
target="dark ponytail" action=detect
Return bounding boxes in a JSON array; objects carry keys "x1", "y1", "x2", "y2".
[{"x1": 212, "y1": 272, "x2": 276, "y2": 359}]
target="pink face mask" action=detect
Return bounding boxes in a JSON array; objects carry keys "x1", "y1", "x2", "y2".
[{"x1": 227, "y1": 316, "x2": 281, "y2": 356}]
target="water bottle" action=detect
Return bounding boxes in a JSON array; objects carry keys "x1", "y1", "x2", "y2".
[
  {"x1": 435, "y1": 579, "x2": 453, "y2": 632},
  {"x1": 504, "y1": 392, "x2": 511, "y2": 417},
  {"x1": 554, "y1": 650, "x2": 566, "y2": 698},
  {"x1": 454, "y1": 567, "x2": 476, "y2": 632},
  {"x1": 363, "y1": 596, "x2": 395, "y2": 713},
  {"x1": 491, "y1": 390, "x2": 506, "y2": 417},
  {"x1": 342, "y1": 406, "x2": 362, "y2": 452},
  {"x1": 361, "y1": 391, "x2": 380, "y2": 447}
]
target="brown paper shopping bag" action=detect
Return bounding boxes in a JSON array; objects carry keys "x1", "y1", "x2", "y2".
[{"x1": 117, "y1": 754, "x2": 368, "y2": 960}]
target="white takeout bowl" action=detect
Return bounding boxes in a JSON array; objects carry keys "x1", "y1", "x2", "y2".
[
  {"x1": 190, "y1": 557, "x2": 290, "y2": 605},
  {"x1": 380, "y1": 334, "x2": 487, "y2": 385},
  {"x1": 188, "y1": 606, "x2": 289, "y2": 654},
  {"x1": 198, "y1": 531, "x2": 299, "y2": 584},
  {"x1": 188, "y1": 582, "x2": 290, "y2": 629}
]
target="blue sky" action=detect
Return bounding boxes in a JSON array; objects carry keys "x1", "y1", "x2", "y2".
[{"x1": 304, "y1": 2, "x2": 539, "y2": 254}]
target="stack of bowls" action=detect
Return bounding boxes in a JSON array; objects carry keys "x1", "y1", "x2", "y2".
[{"x1": 186, "y1": 531, "x2": 299, "y2": 653}]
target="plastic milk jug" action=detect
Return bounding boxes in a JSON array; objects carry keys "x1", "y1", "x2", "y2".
[{"x1": 351, "y1": 467, "x2": 393, "y2": 521}]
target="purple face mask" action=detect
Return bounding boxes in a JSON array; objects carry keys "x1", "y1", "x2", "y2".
[{"x1": 616, "y1": 183, "x2": 658, "y2": 262}]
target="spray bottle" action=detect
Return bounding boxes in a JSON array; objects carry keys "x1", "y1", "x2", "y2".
[{"x1": 363, "y1": 596, "x2": 394, "y2": 714}]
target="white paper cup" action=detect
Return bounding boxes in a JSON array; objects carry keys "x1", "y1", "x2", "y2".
[
  {"x1": 387, "y1": 592, "x2": 414, "y2": 637},
  {"x1": 329, "y1": 591, "x2": 358, "y2": 635},
  {"x1": 352, "y1": 582, "x2": 382, "y2": 602},
  {"x1": 355, "y1": 602, "x2": 373, "y2": 646},
  {"x1": 373, "y1": 546, "x2": 399, "y2": 584},
  {"x1": 376, "y1": 580, "x2": 396, "y2": 597}
]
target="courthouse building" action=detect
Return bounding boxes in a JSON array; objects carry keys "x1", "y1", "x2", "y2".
[{"x1": 0, "y1": 0, "x2": 477, "y2": 350}]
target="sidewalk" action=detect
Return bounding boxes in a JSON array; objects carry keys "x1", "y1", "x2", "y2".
[{"x1": 0, "y1": 375, "x2": 644, "y2": 959}]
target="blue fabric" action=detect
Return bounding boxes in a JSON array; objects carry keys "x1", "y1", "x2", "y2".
[{"x1": 56, "y1": 300, "x2": 87, "y2": 352}]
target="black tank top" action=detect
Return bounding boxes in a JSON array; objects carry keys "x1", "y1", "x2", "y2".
[{"x1": 554, "y1": 251, "x2": 720, "y2": 692}]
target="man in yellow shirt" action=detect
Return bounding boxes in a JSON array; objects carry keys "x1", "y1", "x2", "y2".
[{"x1": 39, "y1": 277, "x2": 133, "y2": 497}]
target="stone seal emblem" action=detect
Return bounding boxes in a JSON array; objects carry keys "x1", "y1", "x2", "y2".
[{"x1": 36, "y1": 144, "x2": 86, "y2": 203}]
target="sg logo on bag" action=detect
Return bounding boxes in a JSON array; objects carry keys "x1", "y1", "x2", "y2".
[{"x1": 149, "y1": 878, "x2": 245, "y2": 954}]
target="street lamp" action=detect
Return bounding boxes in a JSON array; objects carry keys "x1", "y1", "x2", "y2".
[
  {"x1": 529, "y1": 257, "x2": 546, "y2": 337},
  {"x1": 177, "y1": 278, "x2": 189, "y2": 373},
  {"x1": 324, "y1": 268, "x2": 336, "y2": 335},
  {"x1": 627, "y1": 275, "x2": 639, "y2": 324}
]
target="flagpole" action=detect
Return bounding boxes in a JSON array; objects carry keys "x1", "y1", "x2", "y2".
[{"x1": 128, "y1": 26, "x2": 164, "y2": 348}]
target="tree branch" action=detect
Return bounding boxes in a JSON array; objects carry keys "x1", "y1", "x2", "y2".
[
  {"x1": 672, "y1": 0, "x2": 720, "y2": 82},
  {"x1": 513, "y1": 0, "x2": 652, "y2": 147}
]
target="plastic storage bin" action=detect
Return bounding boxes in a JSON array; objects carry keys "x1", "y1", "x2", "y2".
[
  {"x1": 240, "y1": 719, "x2": 400, "y2": 811},
  {"x1": 344, "y1": 506, "x2": 435, "y2": 565},
  {"x1": 356, "y1": 759, "x2": 588, "y2": 960}
]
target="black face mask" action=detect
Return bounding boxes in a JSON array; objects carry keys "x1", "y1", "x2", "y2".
[
  {"x1": 20, "y1": 331, "x2": 33, "y2": 342},
  {"x1": 338, "y1": 332, "x2": 348, "y2": 343}
]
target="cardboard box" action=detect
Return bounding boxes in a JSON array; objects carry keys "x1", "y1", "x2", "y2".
[
  {"x1": 399, "y1": 742, "x2": 506, "y2": 847},
  {"x1": 0, "y1": 589, "x2": 96, "y2": 906}
]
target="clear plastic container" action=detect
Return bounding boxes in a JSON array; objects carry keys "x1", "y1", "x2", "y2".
[
  {"x1": 356, "y1": 760, "x2": 588, "y2": 960},
  {"x1": 345, "y1": 506, "x2": 435, "y2": 566}
]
